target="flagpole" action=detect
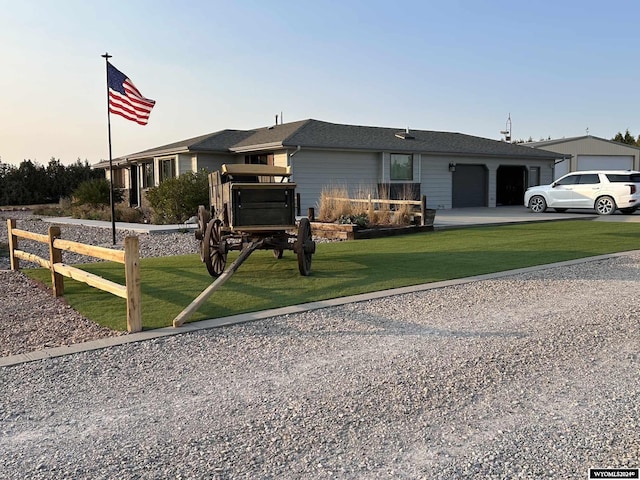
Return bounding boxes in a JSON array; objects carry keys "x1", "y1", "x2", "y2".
[{"x1": 102, "y1": 52, "x2": 117, "y2": 245}]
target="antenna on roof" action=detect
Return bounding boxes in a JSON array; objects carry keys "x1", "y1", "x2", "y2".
[{"x1": 500, "y1": 113, "x2": 512, "y2": 142}]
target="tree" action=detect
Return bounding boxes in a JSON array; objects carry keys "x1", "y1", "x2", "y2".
[
  {"x1": 0, "y1": 158, "x2": 103, "y2": 206},
  {"x1": 612, "y1": 129, "x2": 639, "y2": 146}
]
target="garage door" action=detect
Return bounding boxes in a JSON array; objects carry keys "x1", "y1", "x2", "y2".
[
  {"x1": 452, "y1": 165, "x2": 487, "y2": 207},
  {"x1": 577, "y1": 155, "x2": 633, "y2": 171}
]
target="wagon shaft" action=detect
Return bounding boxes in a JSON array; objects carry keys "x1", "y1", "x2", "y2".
[{"x1": 173, "y1": 238, "x2": 265, "y2": 327}]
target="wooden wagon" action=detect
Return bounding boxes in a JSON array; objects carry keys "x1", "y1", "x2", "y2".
[{"x1": 195, "y1": 163, "x2": 316, "y2": 277}]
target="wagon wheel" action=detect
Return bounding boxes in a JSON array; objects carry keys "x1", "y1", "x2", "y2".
[
  {"x1": 203, "y1": 219, "x2": 227, "y2": 277},
  {"x1": 197, "y1": 205, "x2": 210, "y2": 262},
  {"x1": 296, "y1": 218, "x2": 314, "y2": 276}
]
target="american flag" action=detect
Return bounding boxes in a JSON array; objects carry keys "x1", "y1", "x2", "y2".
[{"x1": 106, "y1": 62, "x2": 156, "y2": 125}]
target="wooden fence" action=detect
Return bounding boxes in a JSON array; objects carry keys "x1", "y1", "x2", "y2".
[
  {"x1": 321, "y1": 194, "x2": 430, "y2": 225},
  {"x1": 6, "y1": 219, "x2": 142, "y2": 333}
]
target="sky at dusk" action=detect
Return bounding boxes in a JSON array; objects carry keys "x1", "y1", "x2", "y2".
[{"x1": 1, "y1": 0, "x2": 639, "y2": 166}]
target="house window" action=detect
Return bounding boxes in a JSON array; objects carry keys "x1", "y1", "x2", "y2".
[
  {"x1": 142, "y1": 162, "x2": 154, "y2": 188},
  {"x1": 159, "y1": 158, "x2": 176, "y2": 183},
  {"x1": 390, "y1": 154, "x2": 413, "y2": 181},
  {"x1": 111, "y1": 168, "x2": 125, "y2": 188},
  {"x1": 245, "y1": 153, "x2": 274, "y2": 165}
]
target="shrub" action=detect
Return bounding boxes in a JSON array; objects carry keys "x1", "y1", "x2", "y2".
[
  {"x1": 70, "y1": 204, "x2": 111, "y2": 221},
  {"x1": 72, "y1": 179, "x2": 123, "y2": 207},
  {"x1": 32, "y1": 197, "x2": 73, "y2": 217},
  {"x1": 146, "y1": 171, "x2": 209, "y2": 224},
  {"x1": 338, "y1": 213, "x2": 369, "y2": 228},
  {"x1": 116, "y1": 205, "x2": 145, "y2": 223},
  {"x1": 317, "y1": 186, "x2": 352, "y2": 222}
]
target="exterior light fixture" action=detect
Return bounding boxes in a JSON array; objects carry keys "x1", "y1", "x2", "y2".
[{"x1": 449, "y1": 163, "x2": 456, "y2": 172}]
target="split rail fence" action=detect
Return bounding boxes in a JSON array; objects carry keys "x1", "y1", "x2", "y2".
[
  {"x1": 320, "y1": 195, "x2": 430, "y2": 225},
  {"x1": 6, "y1": 219, "x2": 142, "y2": 332}
]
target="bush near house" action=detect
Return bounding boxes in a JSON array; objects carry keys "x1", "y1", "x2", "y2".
[
  {"x1": 72, "y1": 178, "x2": 123, "y2": 207},
  {"x1": 146, "y1": 171, "x2": 209, "y2": 224}
]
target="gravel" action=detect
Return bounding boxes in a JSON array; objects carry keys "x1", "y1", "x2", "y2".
[
  {"x1": 1, "y1": 211, "x2": 201, "y2": 356},
  {"x1": 1, "y1": 211, "x2": 639, "y2": 478}
]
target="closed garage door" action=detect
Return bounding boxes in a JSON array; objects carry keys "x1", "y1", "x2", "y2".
[
  {"x1": 452, "y1": 165, "x2": 487, "y2": 207},
  {"x1": 577, "y1": 155, "x2": 633, "y2": 171}
]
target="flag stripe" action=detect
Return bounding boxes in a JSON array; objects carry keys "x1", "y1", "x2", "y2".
[{"x1": 106, "y1": 62, "x2": 155, "y2": 126}]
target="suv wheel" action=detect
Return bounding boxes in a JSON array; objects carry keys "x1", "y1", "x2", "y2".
[
  {"x1": 529, "y1": 195, "x2": 547, "y2": 213},
  {"x1": 595, "y1": 196, "x2": 616, "y2": 215}
]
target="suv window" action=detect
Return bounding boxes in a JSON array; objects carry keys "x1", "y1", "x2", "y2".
[
  {"x1": 606, "y1": 173, "x2": 640, "y2": 182},
  {"x1": 577, "y1": 174, "x2": 600, "y2": 184},
  {"x1": 556, "y1": 175, "x2": 579, "y2": 186}
]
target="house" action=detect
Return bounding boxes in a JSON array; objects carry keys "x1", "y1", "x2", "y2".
[
  {"x1": 93, "y1": 119, "x2": 566, "y2": 213},
  {"x1": 523, "y1": 135, "x2": 640, "y2": 180}
]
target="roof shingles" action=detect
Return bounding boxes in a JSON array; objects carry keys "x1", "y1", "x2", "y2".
[{"x1": 98, "y1": 119, "x2": 564, "y2": 167}]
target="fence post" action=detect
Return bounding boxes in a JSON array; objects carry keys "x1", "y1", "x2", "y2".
[
  {"x1": 48, "y1": 226, "x2": 64, "y2": 296},
  {"x1": 7, "y1": 219, "x2": 19, "y2": 271},
  {"x1": 124, "y1": 236, "x2": 142, "y2": 333},
  {"x1": 420, "y1": 195, "x2": 427, "y2": 226}
]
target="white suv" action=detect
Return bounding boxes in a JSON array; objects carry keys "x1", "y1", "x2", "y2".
[{"x1": 524, "y1": 170, "x2": 640, "y2": 215}]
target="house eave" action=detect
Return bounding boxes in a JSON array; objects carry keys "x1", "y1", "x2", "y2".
[
  {"x1": 127, "y1": 147, "x2": 192, "y2": 161},
  {"x1": 230, "y1": 142, "x2": 284, "y2": 153}
]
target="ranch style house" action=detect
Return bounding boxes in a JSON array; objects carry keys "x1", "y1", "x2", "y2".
[{"x1": 93, "y1": 118, "x2": 566, "y2": 213}]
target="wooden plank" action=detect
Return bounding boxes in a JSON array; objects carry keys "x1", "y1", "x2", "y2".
[
  {"x1": 53, "y1": 238, "x2": 125, "y2": 263},
  {"x1": 48, "y1": 226, "x2": 64, "y2": 297},
  {"x1": 326, "y1": 196, "x2": 422, "y2": 206},
  {"x1": 11, "y1": 228, "x2": 49, "y2": 243},
  {"x1": 222, "y1": 163, "x2": 291, "y2": 176},
  {"x1": 309, "y1": 223, "x2": 357, "y2": 232},
  {"x1": 14, "y1": 250, "x2": 50, "y2": 268},
  {"x1": 124, "y1": 236, "x2": 142, "y2": 333},
  {"x1": 7, "y1": 219, "x2": 19, "y2": 270},
  {"x1": 53, "y1": 263, "x2": 127, "y2": 298},
  {"x1": 230, "y1": 225, "x2": 296, "y2": 232}
]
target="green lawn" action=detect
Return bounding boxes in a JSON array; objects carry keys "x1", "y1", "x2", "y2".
[{"x1": 24, "y1": 220, "x2": 640, "y2": 331}]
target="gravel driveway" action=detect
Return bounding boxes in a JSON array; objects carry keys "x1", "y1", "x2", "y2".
[{"x1": 1, "y1": 249, "x2": 639, "y2": 479}]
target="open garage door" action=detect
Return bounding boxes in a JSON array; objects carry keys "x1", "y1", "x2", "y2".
[
  {"x1": 496, "y1": 165, "x2": 526, "y2": 206},
  {"x1": 577, "y1": 155, "x2": 633, "y2": 171},
  {"x1": 452, "y1": 165, "x2": 487, "y2": 207}
]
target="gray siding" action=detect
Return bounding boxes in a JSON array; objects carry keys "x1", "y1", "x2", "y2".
[
  {"x1": 196, "y1": 153, "x2": 237, "y2": 173},
  {"x1": 291, "y1": 150, "x2": 380, "y2": 213},
  {"x1": 177, "y1": 154, "x2": 194, "y2": 175},
  {"x1": 420, "y1": 156, "x2": 454, "y2": 209},
  {"x1": 420, "y1": 155, "x2": 555, "y2": 209}
]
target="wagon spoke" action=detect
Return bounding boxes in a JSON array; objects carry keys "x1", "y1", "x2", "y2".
[{"x1": 204, "y1": 219, "x2": 227, "y2": 277}]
